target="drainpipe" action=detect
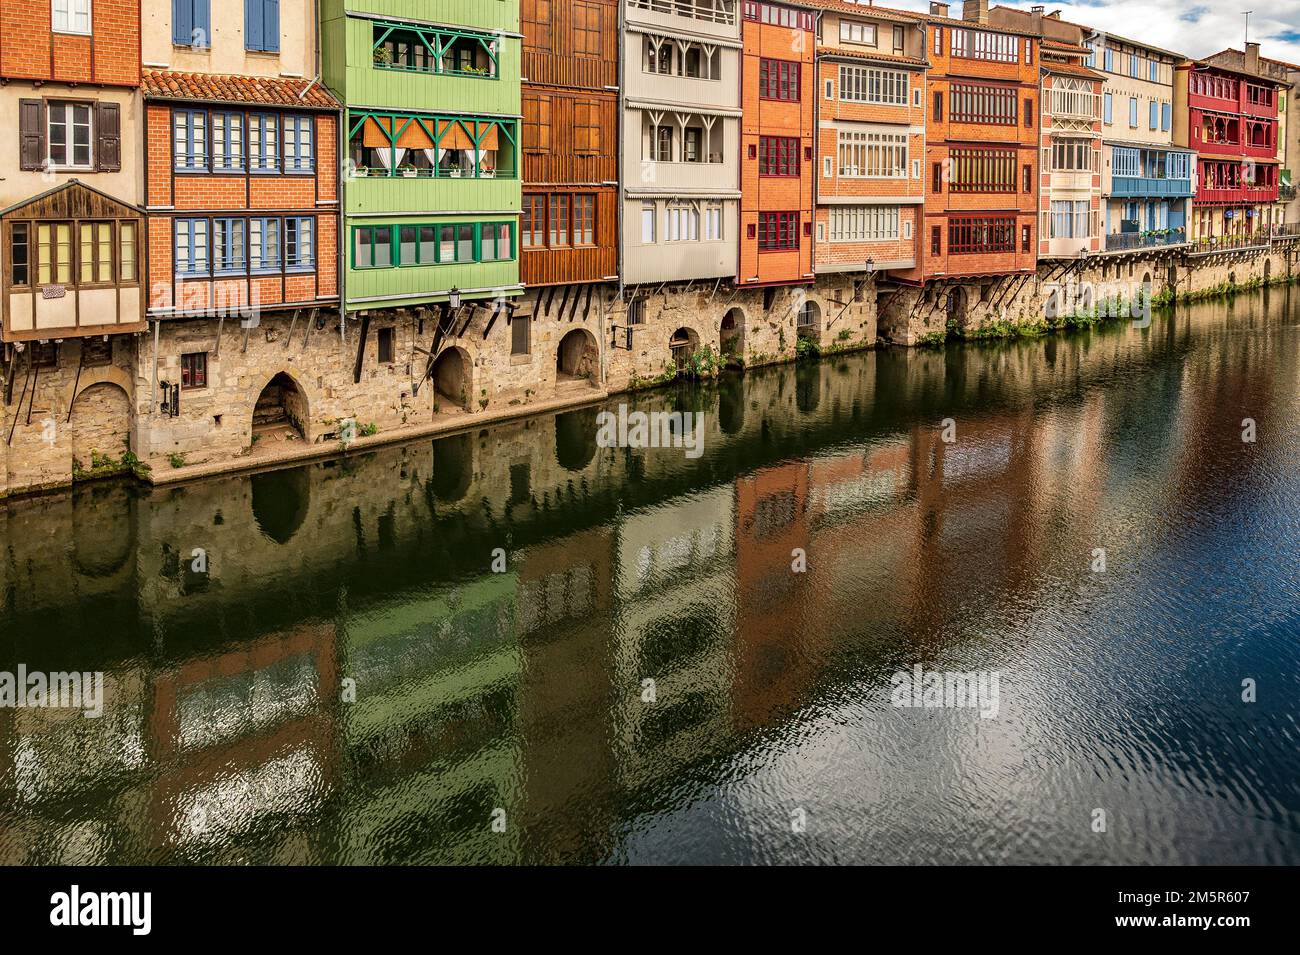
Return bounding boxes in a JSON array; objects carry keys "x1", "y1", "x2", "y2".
[{"x1": 616, "y1": 0, "x2": 626, "y2": 307}]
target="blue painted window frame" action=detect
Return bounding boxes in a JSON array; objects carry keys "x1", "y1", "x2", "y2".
[
  {"x1": 213, "y1": 111, "x2": 245, "y2": 172},
  {"x1": 1103, "y1": 93, "x2": 1112, "y2": 124},
  {"x1": 1161, "y1": 103, "x2": 1171, "y2": 132},
  {"x1": 249, "y1": 217, "x2": 282, "y2": 272},
  {"x1": 1129, "y1": 97, "x2": 1138, "y2": 128},
  {"x1": 285, "y1": 116, "x2": 314, "y2": 173},
  {"x1": 1149, "y1": 101, "x2": 1158, "y2": 130},
  {"x1": 213, "y1": 218, "x2": 246, "y2": 274},
  {"x1": 173, "y1": 109, "x2": 208, "y2": 172},
  {"x1": 175, "y1": 218, "x2": 209, "y2": 276},
  {"x1": 249, "y1": 113, "x2": 280, "y2": 173},
  {"x1": 285, "y1": 217, "x2": 315, "y2": 270}
]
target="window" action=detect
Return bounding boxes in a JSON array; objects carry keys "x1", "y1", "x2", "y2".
[
  {"x1": 1149, "y1": 59, "x2": 1159, "y2": 82},
  {"x1": 1103, "y1": 92, "x2": 1112, "y2": 124},
  {"x1": 172, "y1": 0, "x2": 210, "y2": 48},
  {"x1": 1128, "y1": 97, "x2": 1138, "y2": 128},
  {"x1": 511, "y1": 315, "x2": 530, "y2": 356},
  {"x1": 549, "y1": 195, "x2": 569, "y2": 247},
  {"x1": 840, "y1": 20, "x2": 876, "y2": 45},
  {"x1": 11, "y1": 223, "x2": 30, "y2": 286},
  {"x1": 180, "y1": 352, "x2": 208, "y2": 389},
  {"x1": 950, "y1": 28, "x2": 1018, "y2": 64},
  {"x1": 119, "y1": 221, "x2": 137, "y2": 281},
  {"x1": 574, "y1": 1, "x2": 601, "y2": 56},
  {"x1": 522, "y1": 94, "x2": 551, "y2": 152},
  {"x1": 250, "y1": 114, "x2": 279, "y2": 171},
  {"x1": 175, "y1": 218, "x2": 209, "y2": 275},
  {"x1": 932, "y1": 162, "x2": 943, "y2": 194},
  {"x1": 933, "y1": 91, "x2": 943, "y2": 122},
  {"x1": 213, "y1": 218, "x2": 245, "y2": 273},
  {"x1": 48, "y1": 102, "x2": 93, "y2": 169},
  {"x1": 174, "y1": 109, "x2": 207, "y2": 171},
  {"x1": 744, "y1": 2, "x2": 814, "y2": 30},
  {"x1": 246, "y1": 0, "x2": 280, "y2": 53},
  {"x1": 667, "y1": 202, "x2": 699, "y2": 242},
  {"x1": 480, "y1": 223, "x2": 513, "y2": 261},
  {"x1": 829, "y1": 206, "x2": 899, "y2": 242},
  {"x1": 838, "y1": 66, "x2": 908, "y2": 106},
  {"x1": 758, "y1": 212, "x2": 798, "y2": 251},
  {"x1": 950, "y1": 83, "x2": 1016, "y2": 125},
  {"x1": 1161, "y1": 103, "x2": 1171, "y2": 132},
  {"x1": 285, "y1": 116, "x2": 314, "y2": 172},
  {"x1": 759, "y1": 136, "x2": 799, "y2": 176},
  {"x1": 930, "y1": 225, "x2": 941, "y2": 256},
  {"x1": 837, "y1": 130, "x2": 907, "y2": 178},
  {"x1": 286, "y1": 217, "x2": 314, "y2": 269},
  {"x1": 1048, "y1": 200, "x2": 1091, "y2": 239},
  {"x1": 933, "y1": 26, "x2": 942, "y2": 56},
  {"x1": 947, "y1": 216, "x2": 1015, "y2": 254},
  {"x1": 1023, "y1": 97, "x2": 1033, "y2": 127},
  {"x1": 948, "y1": 147, "x2": 1016, "y2": 193},
  {"x1": 893, "y1": 26, "x2": 904, "y2": 54},
  {"x1": 522, "y1": 195, "x2": 545, "y2": 247},
  {"x1": 213, "y1": 112, "x2": 244, "y2": 171},
  {"x1": 1104, "y1": 49, "x2": 1113, "y2": 72},
  {"x1": 573, "y1": 195, "x2": 595, "y2": 246},
  {"x1": 377, "y1": 327, "x2": 395, "y2": 364},
  {"x1": 250, "y1": 218, "x2": 280, "y2": 271},
  {"x1": 53, "y1": 0, "x2": 91, "y2": 35},
  {"x1": 355, "y1": 226, "x2": 389, "y2": 269},
  {"x1": 1149, "y1": 101, "x2": 1158, "y2": 131},
  {"x1": 1023, "y1": 163, "x2": 1032, "y2": 193},
  {"x1": 574, "y1": 101, "x2": 601, "y2": 154},
  {"x1": 703, "y1": 203, "x2": 723, "y2": 241},
  {"x1": 759, "y1": 58, "x2": 800, "y2": 101},
  {"x1": 1021, "y1": 224, "x2": 1031, "y2": 252},
  {"x1": 653, "y1": 125, "x2": 673, "y2": 162},
  {"x1": 684, "y1": 127, "x2": 703, "y2": 163},
  {"x1": 641, "y1": 202, "x2": 656, "y2": 243},
  {"x1": 76, "y1": 222, "x2": 114, "y2": 284},
  {"x1": 1050, "y1": 139, "x2": 1092, "y2": 172}
]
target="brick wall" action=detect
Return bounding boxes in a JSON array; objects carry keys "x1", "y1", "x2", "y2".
[{"x1": 0, "y1": 0, "x2": 139, "y2": 86}]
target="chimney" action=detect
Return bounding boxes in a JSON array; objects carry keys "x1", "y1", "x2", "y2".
[
  {"x1": 963, "y1": 0, "x2": 989, "y2": 25},
  {"x1": 1245, "y1": 42, "x2": 1261, "y2": 74},
  {"x1": 1031, "y1": 5, "x2": 1044, "y2": 32},
  {"x1": 930, "y1": 2, "x2": 950, "y2": 17}
]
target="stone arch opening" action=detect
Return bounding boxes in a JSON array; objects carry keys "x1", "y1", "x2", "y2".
[
  {"x1": 947, "y1": 286, "x2": 969, "y2": 330},
  {"x1": 556, "y1": 328, "x2": 599, "y2": 387},
  {"x1": 720, "y1": 307, "x2": 745, "y2": 363},
  {"x1": 430, "y1": 432, "x2": 473, "y2": 502},
  {"x1": 796, "y1": 299, "x2": 821, "y2": 340},
  {"x1": 431, "y1": 347, "x2": 472, "y2": 412},
  {"x1": 253, "y1": 372, "x2": 308, "y2": 447},
  {"x1": 669, "y1": 327, "x2": 700, "y2": 372},
  {"x1": 555, "y1": 407, "x2": 599, "y2": 472},
  {"x1": 69, "y1": 381, "x2": 131, "y2": 473}
]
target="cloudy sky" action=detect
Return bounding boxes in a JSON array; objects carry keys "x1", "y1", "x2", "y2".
[{"x1": 889, "y1": 0, "x2": 1300, "y2": 66}]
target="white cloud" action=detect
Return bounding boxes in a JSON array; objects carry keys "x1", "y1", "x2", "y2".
[{"x1": 889, "y1": 1, "x2": 1300, "y2": 67}]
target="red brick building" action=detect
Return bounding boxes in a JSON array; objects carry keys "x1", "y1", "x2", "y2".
[
  {"x1": 740, "y1": 0, "x2": 817, "y2": 287},
  {"x1": 895, "y1": 0, "x2": 1039, "y2": 298},
  {"x1": 143, "y1": 72, "x2": 340, "y2": 321}
]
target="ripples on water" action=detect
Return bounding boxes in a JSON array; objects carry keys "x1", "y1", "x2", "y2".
[{"x1": 1, "y1": 290, "x2": 1298, "y2": 864}]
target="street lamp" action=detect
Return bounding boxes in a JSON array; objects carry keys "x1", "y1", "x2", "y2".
[
  {"x1": 448, "y1": 286, "x2": 462, "y2": 309},
  {"x1": 865, "y1": 257, "x2": 876, "y2": 275}
]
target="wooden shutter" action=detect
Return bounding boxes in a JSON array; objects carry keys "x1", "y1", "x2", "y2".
[
  {"x1": 245, "y1": 0, "x2": 262, "y2": 50},
  {"x1": 20, "y1": 99, "x2": 46, "y2": 170},
  {"x1": 263, "y1": 0, "x2": 280, "y2": 52},
  {"x1": 96, "y1": 102, "x2": 122, "y2": 172}
]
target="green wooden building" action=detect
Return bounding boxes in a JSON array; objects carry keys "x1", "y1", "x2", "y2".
[{"x1": 322, "y1": 0, "x2": 523, "y2": 311}]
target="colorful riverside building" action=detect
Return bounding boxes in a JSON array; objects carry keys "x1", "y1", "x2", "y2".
[
  {"x1": 519, "y1": 0, "x2": 619, "y2": 290},
  {"x1": 811, "y1": 2, "x2": 927, "y2": 280},
  {"x1": 739, "y1": 0, "x2": 816, "y2": 288},
  {"x1": 889, "y1": 1, "x2": 1038, "y2": 321},
  {"x1": 989, "y1": 6, "x2": 1102, "y2": 258},
  {"x1": 1205, "y1": 45, "x2": 1299, "y2": 231},
  {"x1": 621, "y1": 0, "x2": 743, "y2": 288},
  {"x1": 322, "y1": 0, "x2": 522, "y2": 312},
  {"x1": 1068, "y1": 26, "x2": 1194, "y2": 253},
  {"x1": 0, "y1": 0, "x2": 146, "y2": 491},
  {"x1": 1174, "y1": 56, "x2": 1282, "y2": 242}
]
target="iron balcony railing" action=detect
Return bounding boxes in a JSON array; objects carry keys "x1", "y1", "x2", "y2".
[
  {"x1": 1188, "y1": 232, "x2": 1272, "y2": 253},
  {"x1": 628, "y1": 0, "x2": 737, "y2": 25},
  {"x1": 1104, "y1": 229, "x2": 1187, "y2": 252}
]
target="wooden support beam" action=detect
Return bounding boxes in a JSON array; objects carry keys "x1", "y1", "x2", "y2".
[{"x1": 352, "y1": 312, "x2": 371, "y2": 384}]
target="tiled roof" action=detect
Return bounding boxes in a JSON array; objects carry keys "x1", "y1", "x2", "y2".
[
  {"x1": 1042, "y1": 38, "x2": 1088, "y2": 53},
  {"x1": 817, "y1": 45, "x2": 929, "y2": 68},
  {"x1": 811, "y1": 0, "x2": 927, "y2": 22},
  {"x1": 142, "y1": 70, "x2": 339, "y2": 110},
  {"x1": 925, "y1": 14, "x2": 1038, "y2": 37},
  {"x1": 1045, "y1": 60, "x2": 1103, "y2": 80}
]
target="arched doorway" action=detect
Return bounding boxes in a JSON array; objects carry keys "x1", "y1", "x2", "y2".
[
  {"x1": 669, "y1": 327, "x2": 699, "y2": 372},
  {"x1": 431, "y1": 347, "x2": 472, "y2": 412},
  {"x1": 946, "y1": 286, "x2": 968, "y2": 330},
  {"x1": 720, "y1": 307, "x2": 745, "y2": 364},
  {"x1": 796, "y1": 299, "x2": 820, "y2": 341},
  {"x1": 253, "y1": 372, "x2": 307, "y2": 448},
  {"x1": 555, "y1": 328, "x2": 598, "y2": 388},
  {"x1": 69, "y1": 382, "x2": 131, "y2": 473}
]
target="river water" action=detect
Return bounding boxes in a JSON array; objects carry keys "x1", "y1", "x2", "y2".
[{"x1": 1, "y1": 288, "x2": 1298, "y2": 864}]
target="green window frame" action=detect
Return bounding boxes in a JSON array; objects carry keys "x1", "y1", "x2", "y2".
[
  {"x1": 371, "y1": 20, "x2": 501, "y2": 80},
  {"x1": 350, "y1": 221, "x2": 516, "y2": 270}
]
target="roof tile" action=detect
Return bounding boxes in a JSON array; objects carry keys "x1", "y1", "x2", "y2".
[{"x1": 141, "y1": 70, "x2": 339, "y2": 110}]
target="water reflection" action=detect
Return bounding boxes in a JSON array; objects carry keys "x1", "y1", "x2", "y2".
[{"x1": 1, "y1": 288, "x2": 1299, "y2": 864}]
